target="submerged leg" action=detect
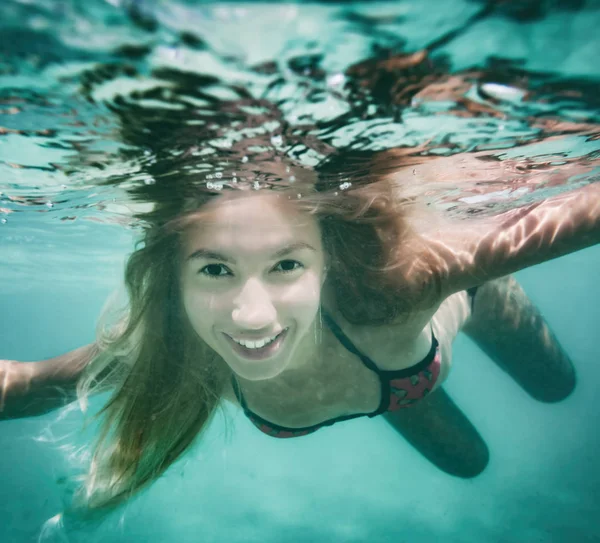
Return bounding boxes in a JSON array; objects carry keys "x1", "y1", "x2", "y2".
[
  {"x1": 383, "y1": 292, "x2": 488, "y2": 478},
  {"x1": 383, "y1": 387, "x2": 489, "y2": 478},
  {"x1": 463, "y1": 275, "x2": 576, "y2": 403}
]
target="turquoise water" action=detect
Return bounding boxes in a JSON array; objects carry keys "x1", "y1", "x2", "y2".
[{"x1": 0, "y1": 1, "x2": 599, "y2": 542}]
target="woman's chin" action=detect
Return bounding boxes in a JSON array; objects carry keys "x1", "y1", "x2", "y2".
[
  {"x1": 230, "y1": 359, "x2": 288, "y2": 382},
  {"x1": 220, "y1": 325, "x2": 311, "y2": 381}
]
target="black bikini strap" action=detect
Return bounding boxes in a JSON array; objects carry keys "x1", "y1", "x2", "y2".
[
  {"x1": 321, "y1": 308, "x2": 380, "y2": 372},
  {"x1": 467, "y1": 286, "x2": 479, "y2": 312},
  {"x1": 322, "y1": 307, "x2": 439, "y2": 376}
]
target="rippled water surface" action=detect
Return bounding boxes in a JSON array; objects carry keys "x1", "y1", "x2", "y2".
[{"x1": 1, "y1": 2, "x2": 599, "y2": 278}]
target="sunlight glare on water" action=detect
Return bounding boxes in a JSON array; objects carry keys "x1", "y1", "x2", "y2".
[{"x1": 0, "y1": 2, "x2": 596, "y2": 291}]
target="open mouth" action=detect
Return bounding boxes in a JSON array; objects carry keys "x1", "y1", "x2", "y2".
[{"x1": 224, "y1": 328, "x2": 289, "y2": 361}]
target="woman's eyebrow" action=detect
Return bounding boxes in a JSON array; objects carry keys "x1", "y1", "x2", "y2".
[
  {"x1": 186, "y1": 249, "x2": 234, "y2": 263},
  {"x1": 186, "y1": 242, "x2": 316, "y2": 263},
  {"x1": 272, "y1": 242, "x2": 317, "y2": 258}
]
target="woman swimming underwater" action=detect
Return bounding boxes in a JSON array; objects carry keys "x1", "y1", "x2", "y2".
[
  {"x1": 1, "y1": 146, "x2": 597, "y2": 509},
  {"x1": 1, "y1": 58, "x2": 599, "y2": 511}
]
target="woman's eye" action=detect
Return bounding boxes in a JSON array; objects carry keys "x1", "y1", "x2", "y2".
[
  {"x1": 198, "y1": 263, "x2": 231, "y2": 278},
  {"x1": 274, "y1": 260, "x2": 303, "y2": 273}
]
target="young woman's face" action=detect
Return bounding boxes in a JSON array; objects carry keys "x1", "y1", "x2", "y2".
[{"x1": 180, "y1": 192, "x2": 326, "y2": 381}]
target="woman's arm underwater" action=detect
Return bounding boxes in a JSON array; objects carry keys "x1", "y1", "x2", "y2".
[
  {"x1": 0, "y1": 343, "x2": 102, "y2": 420},
  {"x1": 438, "y1": 181, "x2": 600, "y2": 295},
  {"x1": 393, "y1": 181, "x2": 599, "y2": 301}
]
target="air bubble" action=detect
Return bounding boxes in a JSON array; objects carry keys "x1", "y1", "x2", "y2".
[
  {"x1": 270, "y1": 135, "x2": 283, "y2": 146},
  {"x1": 480, "y1": 83, "x2": 526, "y2": 103},
  {"x1": 339, "y1": 182, "x2": 351, "y2": 190},
  {"x1": 241, "y1": 156, "x2": 249, "y2": 163},
  {"x1": 215, "y1": 172, "x2": 223, "y2": 179},
  {"x1": 327, "y1": 73, "x2": 345, "y2": 87}
]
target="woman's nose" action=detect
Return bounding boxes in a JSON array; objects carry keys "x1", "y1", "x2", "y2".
[{"x1": 231, "y1": 278, "x2": 277, "y2": 330}]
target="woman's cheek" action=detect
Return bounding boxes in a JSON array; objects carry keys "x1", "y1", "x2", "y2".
[
  {"x1": 183, "y1": 289, "x2": 211, "y2": 325},
  {"x1": 282, "y1": 274, "x2": 323, "y2": 316},
  {"x1": 301, "y1": 272, "x2": 325, "y2": 304},
  {"x1": 191, "y1": 290, "x2": 227, "y2": 316}
]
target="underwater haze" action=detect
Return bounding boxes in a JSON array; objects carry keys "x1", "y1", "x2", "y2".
[{"x1": 0, "y1": 0, "x2": 599, "y2": 542}]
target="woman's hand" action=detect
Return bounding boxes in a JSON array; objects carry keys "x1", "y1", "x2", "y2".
[
  {"x1": 0, "y1": 345, "x2": 100, "y2": 420},
  {"x1": 0, "y1": 359, "x2": 37, "y2": 418}
]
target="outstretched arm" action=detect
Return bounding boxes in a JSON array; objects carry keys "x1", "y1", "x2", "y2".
[
  {"x1": 445, "y1": 181, "x2": 599, "y2": 293},
  {"x1": 393, "y1": 181, "x2": 599, "y2": 304},
  {"x1": 0, "y1": 344, "x2": 101, "y2": 419}
]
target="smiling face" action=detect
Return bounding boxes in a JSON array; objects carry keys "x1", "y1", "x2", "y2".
[{"x1": 179, "y1": 192, "x2": 327, "y2": 381}]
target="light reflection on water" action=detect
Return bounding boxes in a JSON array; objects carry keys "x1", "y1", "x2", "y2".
[{"x1": 0, "y1": 0, "x2": 598, "y2": 287}]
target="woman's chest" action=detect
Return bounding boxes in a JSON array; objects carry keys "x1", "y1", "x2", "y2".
[
  {"x1": 236, "y1": 339, "x2": 382, "y2": 428},
  {"x1": 229, "y1": 318, "x2": 434, "y2": 429}
]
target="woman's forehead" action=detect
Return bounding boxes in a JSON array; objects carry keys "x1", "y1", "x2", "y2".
[{"x1": 182, "y1": 192, "x2": 320, "y2": 248}]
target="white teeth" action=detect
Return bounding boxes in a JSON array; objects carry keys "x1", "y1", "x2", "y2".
[{"x1": 232, "y1": 330, "x2": 285, "y2": 349}]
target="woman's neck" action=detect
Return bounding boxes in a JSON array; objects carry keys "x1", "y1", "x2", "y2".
[{"x1": 233, "y1": 305, "x2": 335, "y2": 395}]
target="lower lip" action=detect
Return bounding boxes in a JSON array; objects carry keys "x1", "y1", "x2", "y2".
[{"x1": 225, "y1": 329, "x2": 289, "y2": 361}]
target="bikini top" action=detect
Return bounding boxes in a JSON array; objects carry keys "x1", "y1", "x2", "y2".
[{"x1": 231, "y1": 309, "x2": 441, "y2": 439}]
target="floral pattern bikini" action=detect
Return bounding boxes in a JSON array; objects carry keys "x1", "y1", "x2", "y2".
[{"x1": 231, "y1": 308, "x2": 442, "y2": 438}]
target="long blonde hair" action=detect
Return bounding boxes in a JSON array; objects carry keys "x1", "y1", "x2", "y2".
[
  {"x1": 74, "y1": 219, "x2": 228, "y2": 511},
  {"x1": 70, "y1": 161, "x2": 430, "y2": 513}
]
